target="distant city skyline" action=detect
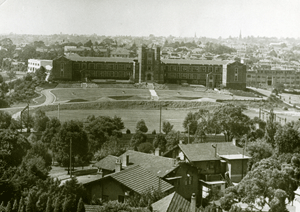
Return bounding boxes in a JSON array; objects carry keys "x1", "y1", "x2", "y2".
[{"x1": 0, "y1": 0, "x2": 300, "y2": 39}]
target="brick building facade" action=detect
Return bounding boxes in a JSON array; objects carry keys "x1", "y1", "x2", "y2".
[{"x1": 52, "y1": 46, "x2": 247, "y2": 89}]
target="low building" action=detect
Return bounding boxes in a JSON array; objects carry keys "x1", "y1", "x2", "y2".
[
  {"x1": 93, "y1": 150, "x2": 199, "y2": 203},
  {"x1": 27, "y1": 59, "x2": 52, "y2": 73},
  {"x1": 83, "y1": 165, "x2": 174, "y2": 202},
  {"x1": 163, "y1": 142, "x2": 250, "y2": 200}
]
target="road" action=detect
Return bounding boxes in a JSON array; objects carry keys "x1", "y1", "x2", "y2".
[{"x1": 1, "y1": 89, "x2": 57, "y2": 120}]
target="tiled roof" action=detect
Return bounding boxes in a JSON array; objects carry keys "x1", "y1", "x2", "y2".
[
  {"x1": 93, "y1": 155, "x2": 118, "y2": 171},
  {"x1": 84, "y1": 205, "x2": 102, "y2": 212},
  {"x1": 161, "y1": 59, "x2": 228, "y2": 65},
  {"x1": 152, "y1": 192, "x2": 201, "y2": 212},
  {"x1": 65, "y1": 55, "x2": 135, "y2": 63},
  {"x1": 105, "y1": 165, "x2": 174, "y2": 194},
  {"x1": 179, "y1": 143, "x2": 245, "y2": 162},
  {"x1": 120, "y1": 150, "x2": 178, "y2": 177},
  {"x1": 111, "y1": 48, "x2": 130, "y2": 55}
]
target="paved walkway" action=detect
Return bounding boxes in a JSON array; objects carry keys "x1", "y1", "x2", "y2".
[{"x1": 147, "y1": 83, "x2": 159, "y2": 101}]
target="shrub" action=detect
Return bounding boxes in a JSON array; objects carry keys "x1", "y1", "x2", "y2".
[
  {"x1": 126, "y1": 129, "x2": 131, "y2": 134},
  {"x1": 152, "y1": 130, "x2": 156, "y2": 134}
]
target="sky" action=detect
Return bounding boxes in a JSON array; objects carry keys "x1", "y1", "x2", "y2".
[{"x1": 0, "y1": 0, "x2": 300, "y2": 38}]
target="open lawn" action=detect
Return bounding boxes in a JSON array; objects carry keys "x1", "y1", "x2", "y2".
[
  {"x1": 51, "y1": 88, "x2": 151, "y2": 102},
  {"x1": 156, "y1": 89, "x2": 233, "y2": 100},
  {"x1": 46, "y1": 109, "x2": 198, "y2": 133}
]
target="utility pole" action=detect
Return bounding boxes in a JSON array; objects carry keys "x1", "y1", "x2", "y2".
[
  {"x1": 159, "y1": 101, "x2": 162, "y2": 133},
  {"x1": 58, "y1": 103, "x2": 60, "y2": 120},
  {"x1": 70, "y1": 137, "x2": 72, "y2": 177}
]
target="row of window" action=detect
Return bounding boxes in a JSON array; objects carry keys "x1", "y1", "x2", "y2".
[
  {"x1": 164, "y1": 65, "x2": 221, "y2": 72},
  {"x1": 86, "y1": 71, "x2": 130, "y2": 78},
  {"x1": 257, "y1": 70, "x2": 295, "y2": 74},
  {"x1": 73, "y1": 63, "x2": 133, "y2": 70},
  {"x1": 248, "y1": 75, "x2": 298, "y2": 79},
  {"x1": 167, "y1": 73, "x2": 221, "y2": 80}
]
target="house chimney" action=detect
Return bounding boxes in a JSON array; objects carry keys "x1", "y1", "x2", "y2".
[
  {"x1": 115, "y1": 159, "x2": 122, "y2": 172},
  {"x1": 190, "y1": 193, "x2": 196, "y2": 212},
  {"x1": 155, "y1": 148, "x2": 161, "y2": 156},
  {"x1": 212, "y1": 144, "x2": 218, "y2": 157},
  {"x1": 232, "y1": 138, "x2": 236, "y2": 146},
  {"x1": 97, "y1": 168, "x2": 104, "y2": 177},
  {"x1": 123, "y1": 155, "x2": 129, "y2": 167}
]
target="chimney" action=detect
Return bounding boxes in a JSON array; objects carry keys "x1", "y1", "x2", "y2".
[
  {"x1": 97, "y1": 168, "x2": 104, "y2": 177},
  {"x1": 190, "y1": 193, "x2": 196, "y2": 212},
  {"x1": 179, "y1": 140, "x2": 183, "y2": 144},
  {"x1": 232, "y1": 138, "x2": 236, "y2": 146},
  {"x1": 115, "y1": 159, "x2": 122, "y2": 172},
  {"x1": 212, "y1": 144, "x2": 218, "y2": 158},
  {"x1": 123, "y1": 155, "x2": 129, "y2": 167},
  {"x1": 155, "y1": 148, "x2": 161, "y2": 156}
]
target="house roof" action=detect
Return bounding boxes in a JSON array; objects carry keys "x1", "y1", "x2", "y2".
[
  {"x1": 119, "y1": 150, "x2": 179, "y2": 178},
  {"x1": 178, "y1": 143, "x2": 246, "y2": 162},
  {"x1": 84, "y1": 205, "x2": 102, "y2": 212},
  {"x1": 161, "y1": 59, "x2": 228, "y2": 65},
  {"x1": 110, "y1": 48, "x2": 130, "y2": 55},
  {"x1": 65, "y1": 55, "x2": 135, "y2": 63},
  {"x1": 152, "y1": 192, "x2": 201, "y2": 212},
  {"x1": 93, "y1": 155, "x2": 118, "y2": 171},
  {"x1": 105, "y1": 165, "x2": 174, "y2": 194}
]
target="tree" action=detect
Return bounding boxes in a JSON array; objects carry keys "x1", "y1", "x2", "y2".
[
  {"x1": 138, "y1": 142, "x2": 154, "y2": 153},
  {"x1": 264, "y1": 109, "x2": 280, "y2": 148},
  {"x1": 275, "y1": 123, "x2": 300, "y2": 154},
  {"x1": 0, "y1": 130, "x2": 31, "y2": 167},
  {"x1": 41, "y1": 117, "x2": 61, "y2": 145},
  {"x1": 182, "y1": 112, "x2": 198, "y2": 135},
  {"x1": 136, "y1": 119, "x2": 148, "y2": 133},
  {"x1": 165, "y1": 130, "x2": 184, "y2": 151},
  {"x1": 84, "y1": 115, "x2": 124, "y2": 154},
  {"x1": 27, "y1": 140, "x2": 52, "y2": 167},
  {"x1": 0, "y1": 111, "x2": 12, "y2": 129},
  {"x1": 35, "y1": 67, "x2": 46, "y2": 81},
  {"x1": 7, "y1": 70, "x2": 16, "y2": 80},
  {"x1": 45, "y1": 197, "x2": 52, "y2": 212},
  {"x1": 6, "y1": 201, "x2": 11, "y2": 212},
  {"x1": 153, "y1": 134, "x2": 167, "y2": 153},
  {"x1": 52, "y1": 120, "x2": 89, "y2": 166},
  {"x1": 220, "y1": 158, "x2": 297, "y2": 211},
  {"x1": 76, "y1": 198, "x2": 85, "y2": 212},
  {"x1": 130, "y1": 131, "x2": 147, "y2": 150},
  {"x1": 162, "y1": 121, "x2": 173, "y2": 134},
  {"x1": 246, "y1": 138, "x2": 273, "y2": 167},
  {"x1": 274, "y1": 83, "x2": 285, "y2": 93},
  {"x1": 12, "y1": 199, "x2": 18, "y2": 212},
  {"x1": 212, "y1": 104, "x2": 250, "y2": 141},
  {"x1": 0, "y1": 74, "x2": 3, "y2": 83},
  {"x1": 32, "y1": 109, "x2": 50, "y2": 132},
  {"x1": 94, "y1": 136, "x2": 124, "y2": 160}
]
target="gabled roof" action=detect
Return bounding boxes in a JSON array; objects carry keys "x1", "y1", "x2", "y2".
[
  {"x1": 104, "y1": 165, "x2": 174, "y2": 194},
  {"x1": 65, "y1": 55, "x2": 134, "y2": 63},
  {"x1": 93, "y1": 155, "x2": 118, "y2": 171},
  {"x1": 178, "y1": 143, "x2": 245, "y2": 162},
  {"x1": 152, "y1": 192, "x2": 201, "y2": 212},
  {"x1": 119, "y1": 150, "x2": 178, "y2": 178}
]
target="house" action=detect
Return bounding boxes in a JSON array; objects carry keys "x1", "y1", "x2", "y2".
[
  {"x1": 93, "y1": 150, "x2": 199, "y2": 202},
  {"x1": 163, "y1": 142, "x2": 250, "y2": 198},
  {"x1": 152, "y1": 192, "x2": 201, "y2": 212},
  {"x1": 27, "y1": 59, "x2": 53, "y2": 73},
  {"x1": 83, "y1": 165, "x2": 174, "y2": 202},
  {"x1": 110, "y1": 48, "x2": 130, "y2": 58}
]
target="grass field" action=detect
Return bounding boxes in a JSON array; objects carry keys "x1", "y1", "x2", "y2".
[
  {"x1": 51, "y1": 88, "x2": 151, "y2": 102},
  {"x1": 46, "y1": 109, "x2": 199, "y2": 133}
]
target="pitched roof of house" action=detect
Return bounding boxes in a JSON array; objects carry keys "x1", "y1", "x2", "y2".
[
  {"x1": 152, "y1": 192, "x2": 201, "y2": 212},
  {"x1": 110, "y1": 48, "x2": 130, "y2": 55},
  {"x1": 178, "y1": 143, "x2": 246, "y2": 162},
  {"x1": 93, "y1": 155, "x2": 118, "y2": 171},
  {"x1": 84, "y1": 205, "x2": 102, "y2": 212},
  {"x1": 65, "y1": 55, "x2": 134, "y2": 63},
  {"x1": 119, "y1": 150, "x2": 179, "y2": 178},
  {"x1": 104, "y1": 165, "x2": 174, "y2": 195}
]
